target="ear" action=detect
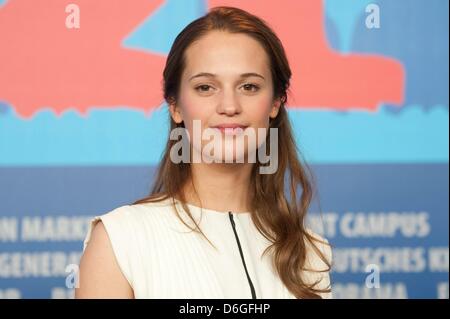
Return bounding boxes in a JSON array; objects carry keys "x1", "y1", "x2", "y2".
[
  {"x1": 169, "y1": 101, "x2": 183, "y2": 124},
  {"x1": 269, "y1": 97, "x2": 282, "y2": 119}
]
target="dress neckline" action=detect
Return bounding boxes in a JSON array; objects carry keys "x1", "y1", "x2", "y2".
[{"x1": 172, "y1": 197, "x2": 252, "y2": 217}]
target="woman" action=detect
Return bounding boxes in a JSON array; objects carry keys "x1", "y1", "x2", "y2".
[{"x1": 76, "y1": 6, "x2": 332, "y2": 299}]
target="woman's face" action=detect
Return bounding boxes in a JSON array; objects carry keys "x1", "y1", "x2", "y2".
[{"x1": 169, "y1": 30, "x2": 281, "y2": 163}]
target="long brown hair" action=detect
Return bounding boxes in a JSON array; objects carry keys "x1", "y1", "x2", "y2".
[{"x1": 133, "y1": 6, "x2": 331, "y2": 299}]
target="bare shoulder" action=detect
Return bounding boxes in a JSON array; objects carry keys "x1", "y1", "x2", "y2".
[{"x1": 75, "y1": 221, "x2": 134, "y2": 299}]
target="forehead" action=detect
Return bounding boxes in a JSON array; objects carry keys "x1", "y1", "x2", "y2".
[{"x1": 182, "y1": 31, "x2": 271, "y2": 79}]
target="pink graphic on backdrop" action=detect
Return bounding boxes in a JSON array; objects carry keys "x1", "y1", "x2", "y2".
[
  {"x1": 209, "y1": 0, "x2": 405, "y2": 111},
  {"x1": 0, "y1": 0, "x2": 166, "y2": 118},
  {"x1": 0, "y1": 0, "x2": 405, "y2": 119}
]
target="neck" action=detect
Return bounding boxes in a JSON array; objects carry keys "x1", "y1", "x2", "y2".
[{"x1": 183, "y1": 162, "x2": 253, "y2": 213}]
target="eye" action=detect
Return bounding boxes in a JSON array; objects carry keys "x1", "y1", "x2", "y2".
[
  {"x1": 195, "y1": 84, "x2": 214, "y2": 93},
  {"x1": 241, "y1": 83, "x2": 260, "y2": 92}
]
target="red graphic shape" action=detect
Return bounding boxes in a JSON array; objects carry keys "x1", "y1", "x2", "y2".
[
  {"x1": 209, "y1": 0, "x2": 405, "y2": 111},
  {"x1": 0, "y1": 0, "x2": 166, "y2": 118}
]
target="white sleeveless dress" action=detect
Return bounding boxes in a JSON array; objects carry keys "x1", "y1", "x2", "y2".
[{"x1": 82, "y1": 197, "x2": 333, "y2": 299}]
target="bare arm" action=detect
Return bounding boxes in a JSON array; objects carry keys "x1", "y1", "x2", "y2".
[{"x1": 75, "y1": 221, "x2": 134, "y2": 298}]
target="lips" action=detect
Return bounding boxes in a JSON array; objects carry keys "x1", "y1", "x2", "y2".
[
  {"x1": 212, "y1": 124, "x2": 248, "y2": 129},
  {"x1": 211, "y1": 124, "x2": 248, "y2": 134}
]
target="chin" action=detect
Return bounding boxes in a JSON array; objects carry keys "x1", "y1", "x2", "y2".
[{"x1": 219, "y1": 147, "x2": 250, "y2": 163}]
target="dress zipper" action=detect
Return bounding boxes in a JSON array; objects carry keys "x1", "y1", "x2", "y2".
[{"x1": 228, "y1": 211, "x2": 257, "y2": 299}]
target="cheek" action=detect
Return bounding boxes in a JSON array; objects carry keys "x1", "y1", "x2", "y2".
[
  {"x1": 245, "y1": 96, "x2": 274, "y2": 127},
  {"x1": 179, "y1": 91, "x2": 214, "y2": 131}
]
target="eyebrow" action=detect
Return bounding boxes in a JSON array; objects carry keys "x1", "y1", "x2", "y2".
[{"x1": 188, "y1": 72, "x2": 265, "y2": 81}]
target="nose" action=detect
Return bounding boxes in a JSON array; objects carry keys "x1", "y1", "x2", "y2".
[{"x1": 216, "y1": 87, "x2": 241, "y2": 116}]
